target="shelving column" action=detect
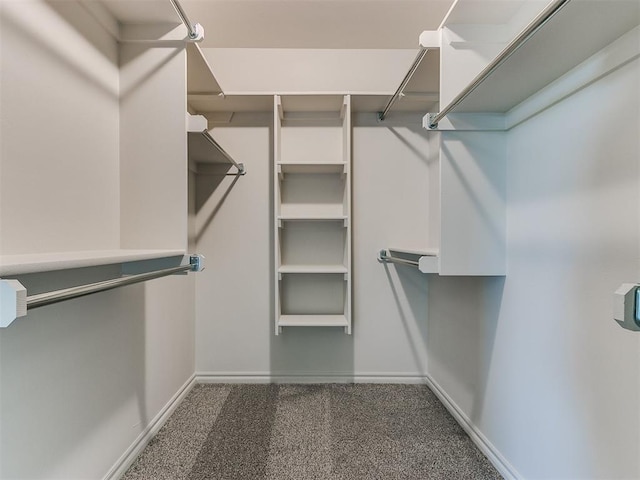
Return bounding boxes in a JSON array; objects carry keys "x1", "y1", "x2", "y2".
[{"x1": 274, "y1": 95, "x2": 352, "y2": 334}]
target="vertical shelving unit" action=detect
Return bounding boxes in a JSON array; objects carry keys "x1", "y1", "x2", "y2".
[{"x1": 274, "y1": 95, "x2": 352, "y2": 334}]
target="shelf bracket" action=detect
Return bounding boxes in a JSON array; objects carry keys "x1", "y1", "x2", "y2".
[{"x1": 425, "y1": 112, "x2": 439, "y2": 130}]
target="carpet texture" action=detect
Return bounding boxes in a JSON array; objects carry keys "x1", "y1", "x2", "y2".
[{"x1": 122, "y1": 384, "x2": 502, "y2": 480}]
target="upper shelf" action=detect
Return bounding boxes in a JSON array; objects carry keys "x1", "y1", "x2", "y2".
[
  {"x1": 434, "y1": 0, "x2": 640, "y2": 116},
  {"x1": 187, "y1": 114, "x2": 245, "y2": 174},
  {"x1": 0, "y1": 249, "x2": 186, "y2": 276},
  {"x1": 187, "y1": 43, "x2": 223, "y2": 96}
]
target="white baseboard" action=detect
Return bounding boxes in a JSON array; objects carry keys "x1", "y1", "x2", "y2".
[
  {"x1": 195, "y1": 371, "x2": 430, "y2": 384},
  {"x1": 103, "y1": 374, "x2": 197, "y2": 480},
  {"x1": 422, "y1": 373, "x2": 522, "y2": 480}
]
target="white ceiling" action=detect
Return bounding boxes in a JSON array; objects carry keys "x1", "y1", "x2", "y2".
[{"x1": 101, "y1": 0, "x2": 455, "y2": 49}]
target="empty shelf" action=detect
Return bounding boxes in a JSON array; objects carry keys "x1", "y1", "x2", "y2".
[
  {"x1": 429, "y1": 0, "x2": 640, "y2": 120},
  {"x1": 278, "y1": 265, "x2": 348, "y2": 274},
  {"x1": 278, "y1": 314, "x2": 349, "y2": 327},
  {"x1": 186, "y1": 43, "x2": 222, "y2": 95},
  {"x1": 278, "y1": 215, "x2": 348, "y2": 222},
  {"x1": 277, "y1": 163, "x2": 346, "y2": 175}
]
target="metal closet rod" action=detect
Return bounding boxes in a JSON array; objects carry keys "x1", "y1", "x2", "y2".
[
  {"x1": 378, "y1": 250, "x2": 419, "y2": 269},
  {"x1": 27, "y1": 257, "x2": 201, "y2": 310},
  {"x1": 202, "y1": 131, "x2": 246, "y2": 175},
  {"x1": 379, "y1": 47, "x2": 429, "y2": 122},
  {"x1": 427, "y1": 0, "x2": 572, "y2": 129},
  {"x1": 169, "y1": 0, "x2": 198, "y2": 39}
]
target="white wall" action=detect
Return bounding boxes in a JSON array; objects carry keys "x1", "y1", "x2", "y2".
[
  {"x1": 0, "y1": 2, "x2": 195, "y2": 478},
  {"x1": 195, "y1": 112, "x2": 437, "y2": 379},
  {"x1": 427, "y1": 42, "x2": 640, "y2": 478},
  {"x1": 0, "y1": 0, "x2": 120, "y2": 254}
]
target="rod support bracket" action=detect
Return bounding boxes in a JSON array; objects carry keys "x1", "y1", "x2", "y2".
[
  {"x1": 426, "y1": 113, "x2": 439, "y2": 130},
  {"x1": 187, "y1": 23, "x2": 205, "y2": 42},
  {"x1": 0, "y1": 279, "x2": 27, "y2": 328},
  {"x1": 614, "y1": 283, "x2": 640, "y2": 331},
  {"x1": 189, "y1": 254, "x2": 205, "y2": 272}
]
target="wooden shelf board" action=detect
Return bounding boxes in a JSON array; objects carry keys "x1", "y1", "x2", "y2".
[
  {"x1": 280, "y1": 95, "x2": 345, "y2": 113},
  {"x1": 278, "y1": 162, "x2": 346, "y2": 174},
  {"x1": 445, "y1": 0, "x2": 640, "y2": 114},
  {"x1": 187, "y1": 43, "x2": 222, "y2": 96},
  {"x1": 188, "y1": 94, "x2": 273, "y2": 114},
  {"x1": 188, "y1": 131, "x2": 229, "y2": 164},
  {"x1": 278, "y1": 314, "x2": 349, "y2": 327},
  {"x1": 278, "y1": 215, "x2": 348, "y2": 222},
  {"x1": 0, "y1": 249, "x2": 186, "y2": 276},
  {"x1": 278, "y1": 265, "x2": 348, "y2": 274}
]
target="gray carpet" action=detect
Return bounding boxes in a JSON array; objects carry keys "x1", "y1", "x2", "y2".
[{"x1": 122, "y1": 384, "x2": 502, "y2": 480}]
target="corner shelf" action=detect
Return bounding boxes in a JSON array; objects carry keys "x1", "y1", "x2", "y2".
[{"x1": 0, "y1": 249, "x2": 186, "y2": 276}]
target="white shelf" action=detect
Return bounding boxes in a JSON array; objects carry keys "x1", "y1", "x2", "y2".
[
  {"x1": 277, "y1": 162, "x2": 346, "y2": 175},
  {"x1": 278, "y1": 314, "x2": 349, "y2": 328},
  {"x1": 278, "y1": 265, "x2": 348, "y2": 274},
  {"x1": 439, "y1": 0, "x2": 640, "y2": 114},
  {"x1": 278, "y1": 215, "x2": 348, "y2": 223},
  {"x1": 186, "y1": 43, "x2": 222, "y2": 96},
  {"x1": 0, "y1": 249, "x2": 186, "y2": 276},
  {"x1": 187, "y1": 115, "x2": 227, "y2": 165}
]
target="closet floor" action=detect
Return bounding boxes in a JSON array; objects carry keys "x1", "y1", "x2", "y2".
[{"x1": 122, "y1": 384, "x2": 502, "y2": 480}]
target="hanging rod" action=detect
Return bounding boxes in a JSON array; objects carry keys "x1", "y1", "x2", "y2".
[
  {"x1": 169, "y1": 0, "x2": 204, "y2": 41},
  {"x1": 378, "y1": 250, "x2": 419, "y2": 268},
  {"x1": 426, "y1": 0, "x2": 572, "y2": 129},
  {"x1": 27, "y1": 255, "x2": 204, "y2": 311},
  {"x1": 201, "y1": 131, "x2": 246, "y2": 175},
  {"x1": 378, "y1": 248, "x2": 440, "y2": 274},
  {"x1": 378, "y1": 47, "x2": 429, "y2": 122}
]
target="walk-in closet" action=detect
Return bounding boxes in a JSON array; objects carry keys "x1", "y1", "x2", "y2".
[{"x1": 1, "y1": 0, "x2": 639, "y2": 478}]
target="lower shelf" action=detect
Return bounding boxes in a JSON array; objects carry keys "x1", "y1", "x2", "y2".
[{"x1": 278, "y1": 314, "x2": 349, "y2": 328}]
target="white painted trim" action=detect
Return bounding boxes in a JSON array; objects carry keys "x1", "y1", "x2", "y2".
[
  {"x1": 506, "y1": 24, "x2": 640, "y2": 130},
  {"x1": 422, "y1": 373, "x2": 522, "y2": 480},
  {"x1": 195, "y1": 372, "x2": 430, "y2": 384},
  {"x1": 103, "y1": 374, "x2": 197, "y2": 480}
]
